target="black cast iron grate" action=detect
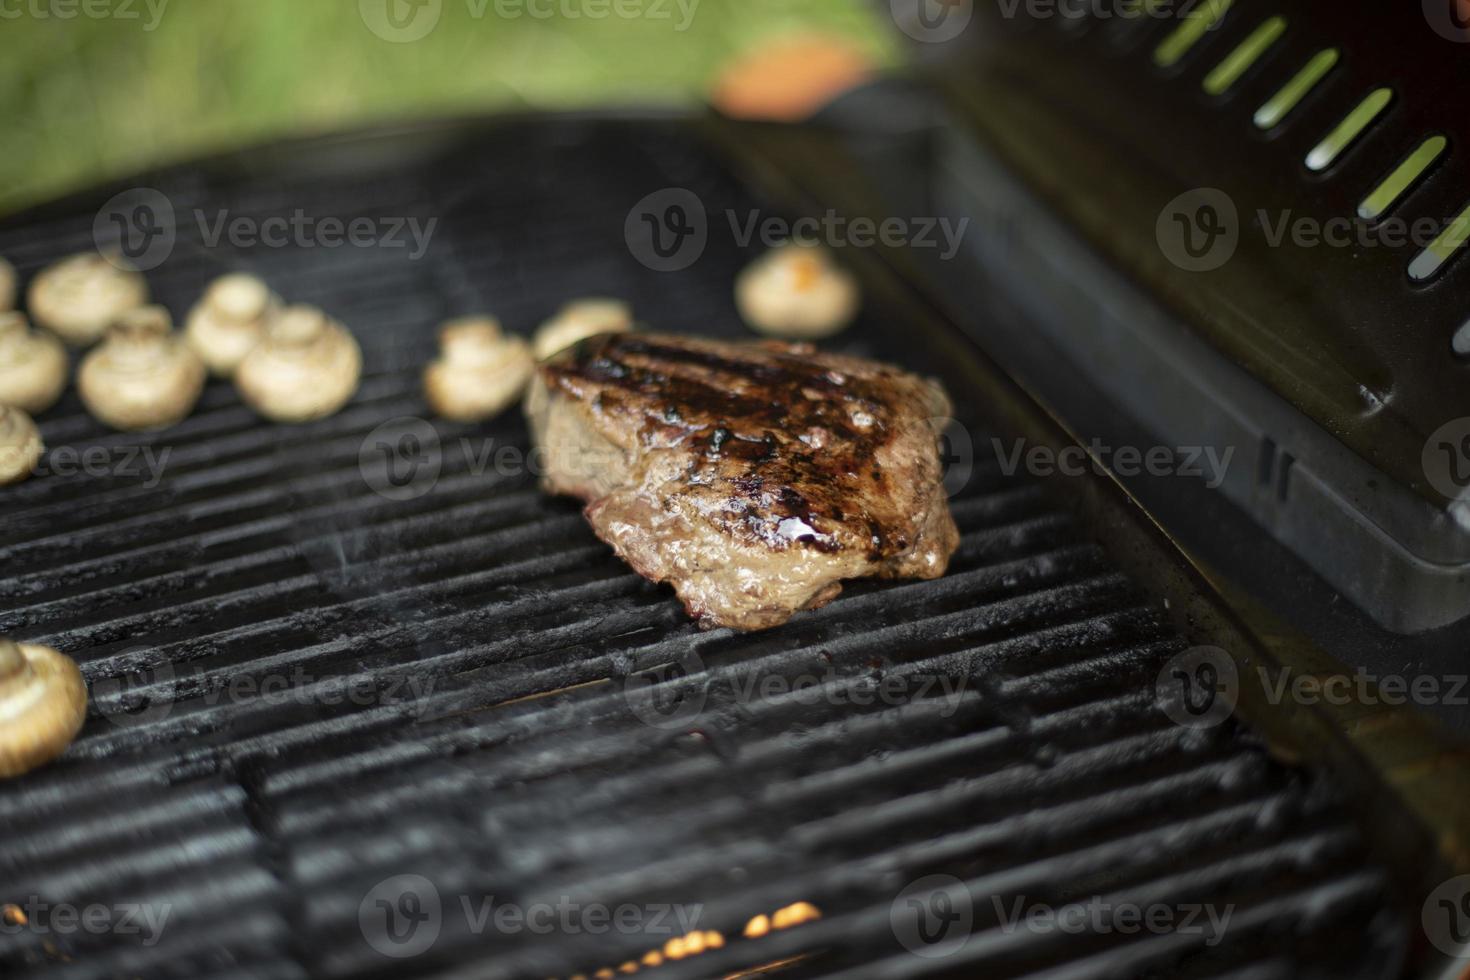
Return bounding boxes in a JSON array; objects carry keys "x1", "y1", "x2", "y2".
[{"x1": 0, "y1": 116, "x2": 1409, "y2": 979}]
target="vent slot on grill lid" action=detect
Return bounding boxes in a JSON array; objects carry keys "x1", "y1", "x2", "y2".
[
  {"x1": 1409, "y1": 201, "x2": 1470, "y2": 282},
  {"x1": 1357, "y1": 135, "x2": 1448, "y2": 221},
  {"x1": 1153, "y1": 0, "x2": 1236, "y2": 68},
  {"x1": 1202, "y1": 15, "x2": 1287, "y2": 95},
  {"x1": 1254, "y1": 48, "x2": 1339, "y2": 130},
  {"x1": 1305, "y1": 87, "x2": 1393, "y2": 172},
  {"x1": 1454, "y1": 320, "x2": 1470, "y2": 357}
]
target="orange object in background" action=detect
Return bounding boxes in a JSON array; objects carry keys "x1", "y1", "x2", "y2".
[{"x1": 711, "y1": 35, "x2": 874, "y2": 121}]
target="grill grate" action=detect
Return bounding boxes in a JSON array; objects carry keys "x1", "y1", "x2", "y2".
[{"x1": 0, "y1": 117, "x2": 1409, "y2": 979}]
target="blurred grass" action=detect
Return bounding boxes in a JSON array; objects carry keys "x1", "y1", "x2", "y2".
[{"x1": 0, "y1": 0, "x2": 894, "y2": 212}]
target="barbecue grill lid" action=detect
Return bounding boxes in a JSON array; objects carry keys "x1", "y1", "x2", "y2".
[{"x1": 889, "y1": 0, "x2": 1470, "y2": 506}]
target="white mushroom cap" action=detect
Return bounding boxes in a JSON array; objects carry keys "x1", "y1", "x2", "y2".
[
  {"x1": 209, "y1": 273, "x2": 271, "y2": 321},
  {"x1": 0, "y1": 638, "x2": 87, "y2": 779},
  {"x1": 0, "y1": 406, "x2": 43, "y2": 486},
  {"x1": 424, "y1": 316, "x2": 535, "y2": 422},
  {"x1": 186, "y1": 272, "x2": 277, "y2": 377},
  {"x1": 735, "y1": 243, "x2": 859, "y2": 340},
  {"x1": 533, "y1": 298, "x2": 634, "y2": 361},
  {"x1": 0, "y1": 256, "x2": 16, "y2": 311},
  {"x1": 235, "y1": 305, "x2": 362, "y2": 423},
  {"x1": 27, "y1": 252, "x2": 149, "y2": 347},
  {"x1": 77, "y1": 306, "x2": 206, "y2": 431},
  {"x1": 0, "y1": 312, "x2": 69, "y2": 415}
]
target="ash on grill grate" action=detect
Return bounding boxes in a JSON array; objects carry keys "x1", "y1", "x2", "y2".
[{"x1": 0, "y1": 118, "x2": 1407, "y2": 980}]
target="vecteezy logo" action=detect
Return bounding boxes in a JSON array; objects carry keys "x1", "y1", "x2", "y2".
[
  {"x1": 891, "y1": 875, "x2": 973, "y2": 958},
  {"x1": 1155, "y1": 646, "x2": 1239, "y2": 730},
  {"x1": 625, "y1": 188, "x2": 708, "y2": 272},
  {"x1": 1423, "y1": 875, "x2": 1470, "y2": 958},
  {"x1": 927, "y1": 417, "x2": 974, "y2": 499},
  {"x1": 1423, "y1": 418, "x2": 1470, "y2": 502},
  {"x1": 90, "y1": 648, "x2": 178, "y2": 728},
  {"x1": 1156, "y1": 188, "x2": 1239, "y2": 272},
  {"x1": 359, "y1": 417, "x2": 443, "y2": 502},
  {"x1": 93, "y1": 188, "x2": 176, "y2": 272},
  {"x1": 360, "y1": 0, "x2": 442, "y2": 42},
  {"x1": 623, "y1": 649, "x2": 709, "y2": 730},
  {"x1": 891, "y1": 0, "x2": 974, "y2": 43},
  {"x1": 360, "y1": 874, "x2": 442, "y2": 958},
  {"x1": 1424, "y1": 0, "x2": 1470, "y2": 41}
]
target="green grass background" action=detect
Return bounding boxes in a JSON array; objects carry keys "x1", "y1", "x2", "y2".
[{"x1": 0, "y1": 0, "x2": 894, "y2": 213}]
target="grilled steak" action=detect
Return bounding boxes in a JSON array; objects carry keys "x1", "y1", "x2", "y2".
[{"x1": 526, "y1": 333, "x2": 960, "y2": 630}]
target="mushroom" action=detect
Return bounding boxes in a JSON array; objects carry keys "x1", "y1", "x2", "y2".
[
  {"x1": 424, "y1": 316, "x2": 535, "y2": 422},
  {"x1": 77, "y1": 306, "x2": 206, "y2": 431},
  {"x1": 0, "y1": 406, "x2": 43, "y2": 486},
  {"x1": 0, "y1": 637, "x2": 87, "y2": 779},
  {"x1": 533, "y1": 298, "x2": 633, "y2": 361},
  {"x1": 0, "y1": 312, "x2": 68, "y2": 415},
  {"x1": 735, "y1": 242, "x2": 859, "y2": 340},
  {"x1": 235, "y1": 305, "x2": 361, "y2": 422},
  {"x1": 185, "y1": 273, "x2": 278, "y2": 377},
  {"x1": 27, "y1": 252, "x2": 148, "y2": 347},
  {"x1": 0, "y1": 256, "x2": 16, "y2": 311}
]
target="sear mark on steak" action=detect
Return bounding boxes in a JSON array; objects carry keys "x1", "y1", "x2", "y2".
[{"x1": 525, "y1": 332, "x2": 960, "y2": 631}]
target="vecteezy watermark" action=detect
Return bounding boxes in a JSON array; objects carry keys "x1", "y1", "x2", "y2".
[
  {"x1": 94, "y1": 187, "x2": 176, "y2": 272},
  {"x1": 624, "y1": 650, "x2": 709, "y2": 731},
  {"x1": 0, "y1": 0, "x2": 168, "y2": 30},
  {"x1": 624, "y1": 188, "x2": 971, "y2": 272},
  {"x1": 1422, "y1": 875, "x2": 1470, "y2": 958},
  {"x1": 890, "y1": 0, "x2": 975, "y2": 43},
  {"x1": 992, "y1": 437, "x2": 1235, "y2": 489},
  {"x1": 1158, "y1": 188, "x2": 1470, "y2": 272},
  {"x1": 1155, "y1": 646, "x2": 1239, "y2": 730},
  {"x1": 359, "y1": 418, "x2": 968, "y2": 503},
  {"x1": 1256, "y1": 212, "x2": 1462, "y2": 252},
  {"x1": 623, "y1": 652, "x2": 971, "y2": 732},
  {"x1": 93, "y1": 187, "x2": 438, "y2": 271},
  {"x1": 728, "y1": 211, "x2": 971, "y2": 262},
  {"x1": 358, "y1": 875, "x2": 703, "y2": 959},
  {"x1": 891, "y1": 875, "x2": 973, "y2": 958},
  {"x1": 359, "y1": 0, "x2": 442, "y2": 42},
  {"x1": 90, "y1": 650, "x2": 437, "y2": 729},
  {"x1": 359, "y1": 0, "x2": 698, "y2": 42},
  {"x1": 1157, "y1": 646, "x2": 1469, "y2": 723},
  {"x1": 26, "y1": 444, "x2": 172, "y2": 488},
  {"x1": 931, "y1": 417, "x2": 975, "y2": 499},
  {"x1": 1157, "y1": 188, "x2": 1240, "y2": 273},
  {"x1": 193, "y1": 210, "x2": 437, "y2": 259},
  {"x1": 992, "y1": 0, "x2": 1208, "y2": 18},
  {"x1": 625, "y1": 188, "x2": 709, "y2": 273},
  {"x1": 88, "y1": 648, "x2": 176, "y2": 728},
  {"x1": 357, "y1": 418, "x2": 623, "y2": 502},
  {"x1": 1424, "y1": 0, "x2": 1470, "y2": 43},
  {"x1": 1423, "y1": 417, "x2": 1470, "y2": 505},
  {"x1": 724, "y1": 669, "x2": 969, "y2": 717},
  {"x1": 0, "y1": 897, "x2": 171, "y2": 947},
  {"x1": 479, "y1": 0, "x2": 699, "y2": 29},
  {"x1": 360, "y1": 875, "x2": 443, "y2": 958},
  {"x1": 993, "y1": 895, "x2": 1235, "y2": 948},
  {"x1": 892, "y1": 0, "x2": 1228, "y2": 41},
  {"x1": 360, "y1": 417, "x2": 445, "y2": 502},
  {"x1": 1256, "y1": 665, "x2": 1468, "y2": 709}
]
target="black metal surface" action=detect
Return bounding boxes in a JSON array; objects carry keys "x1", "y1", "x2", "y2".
[
  {"x1": 924, "y1": 0, "x2": 1470, "y2": 501},
  {"x1": 0, "y1": 116, "x2": 1413, "y2": 979}
]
